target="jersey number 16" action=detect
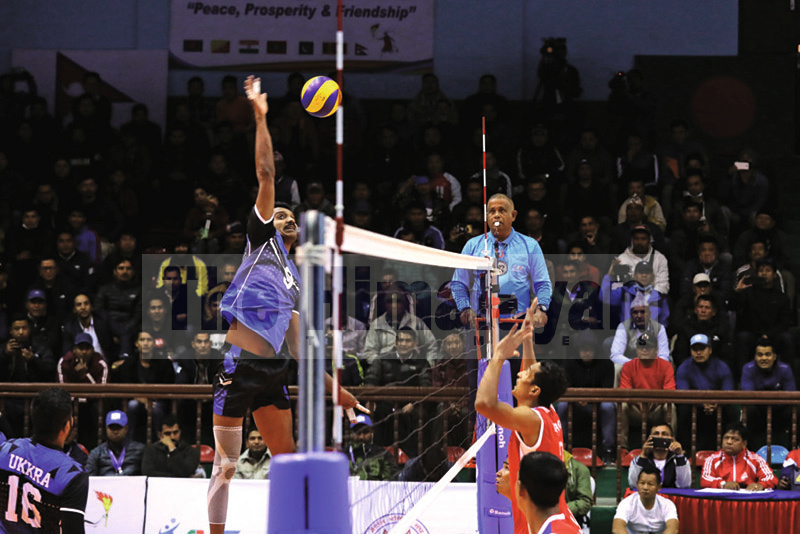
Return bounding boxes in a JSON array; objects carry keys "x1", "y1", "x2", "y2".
[{"x1": 4, "y1": 475, "x2": 42, "y2": 527}]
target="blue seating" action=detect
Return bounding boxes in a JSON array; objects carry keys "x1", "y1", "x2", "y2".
[{"x1": 756, "y1": 445, "x2": 789, "y2": 466}]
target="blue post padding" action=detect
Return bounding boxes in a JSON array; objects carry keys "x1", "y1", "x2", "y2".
[
  {"x1": 476, "y1": 358, "x2": 514, "y2": 534},
  {"x1": 267, "y1": 451, "x2": 352, "y2": 533}
]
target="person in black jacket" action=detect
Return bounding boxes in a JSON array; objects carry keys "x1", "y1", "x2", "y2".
[
  {"x1": 86, "y1": 410, "x2": 146, "y2": 476},
  {"x1": 364, "y1": 327, "x2": 430, "y2": 457},
  {"x1": 556, "y1": 330, "x2": 616, "y2": 463},
  {"x1": 61, "y1": 292, "x2": 116, "y2": 361},
  {"x1": 141, "y1": 414, "x2": 201, "y2": 478},
  {"x1": 95, "y1": 258, "x2": 141, "y2": 359}
]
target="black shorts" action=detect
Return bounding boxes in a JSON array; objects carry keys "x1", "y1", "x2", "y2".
[{"x1": 213, "y1": 343, "x2": 292, "y2": 416}]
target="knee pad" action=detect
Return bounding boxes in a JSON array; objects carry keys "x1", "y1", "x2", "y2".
[{"x1": 207, "y1": 425, "x2": 242, "y2": 524}]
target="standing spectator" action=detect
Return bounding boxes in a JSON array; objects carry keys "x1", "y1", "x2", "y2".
[
  {"x1": 364, "y1": 327, "x2": 430, "y2": 457},
  {"x1": 618, "y1": 333, "x2": 676, "y2": 449},
  {"x1": 700, "y1": 422, "x2": 777, "y2": 490},
  {"x1": 141, "y1": 415, "x2": 201, "y2": 478},
  {"x1": 95, "y1": 258, "x2": 141, "y2": 359},
  {"x1": 740, "y1": 336, "x2": 796, "y2": 449},
  {"x1": 61, "y1": 293, "x2": 115, "y2": 360},
  {"x1": 675, "y1": 334, "x2": 735, "y2": 450},
  {"x1": 731, "y1": 257, "x2": 794, "y2": 378},
  {"x1": 86, "y1": 410, "x2": 146, "y2": 476},
  {"x1": 234, "y1": 429, "x2": 271, "y2": 479},
  {"x1": 558, "y1": 331, "x2": 616, "y2": 463},
  {"x1": 609, "y1": 298, "x2": 670, "y2": 365},
  {"x1": 628, "y1": 424, "x2": 690, "y2": 490},
  {"x1": 679, "y1": 235, "x2": 733, "y2": 304},
  {"x1": 613, "y1": 466, "x2": 679, "y2": 534}
]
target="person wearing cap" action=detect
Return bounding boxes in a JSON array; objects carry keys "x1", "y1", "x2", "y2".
[
  {"x1": 618, "y1": 332, "x2": 676, "y2": 449},
  {"x1": 732, "y1": 206, "x2": 786, "y2": 269},
  {"x1": 605, "y1": 259, "x2": 669, "y2": 327},
  {"x1": 740, "y1": 336, "x2": 796, "y2": 449},
  {"x1": 609, "y1": 194, "x2": 666, "y2": 255},
  {"x1": 616, "y1": 177, "x2": 666, "y2": 231},
  {"x1": 24, "y1": 286, "x2": 61, "y2": 361},
  {"x1": 220, "y1": 221, "x2": 247, "y2": 255},
  {"x1": 675, "y1": 334, "x2": 735, "y2": 450},
  {"x1": 669, "y1": 271, "x2": 725, "y2": 334},
  {"x1": 679, "y1": 234, "x2": 733, "y2": 304},
  {"x1": 347, "y1": 414, "x2": 397, "y2": 481},
  {"x1": 294, "y1": 181, "x2": 336, "y2": 218},
  {"x1": 558, "y1": 330, "x2": 616, "y2": 464},
  {"x1": 234, "y1": 429, "x2": 272, "y2": 479},
  {"x1": 57, "y1": 332, "x2": 108, "y2": 384},
  {"x1": 732, "y1": 256, "x2": 794, "y2": 380},
  {"x1": 609, "y1": 222, "x2": 669, "y2": 294},
  {"x1": 86, "y1": 409, "x2": 146, "y2": 476},
  {"x1": 609, "y1": 296, "x2": 670, "y2": 365}
]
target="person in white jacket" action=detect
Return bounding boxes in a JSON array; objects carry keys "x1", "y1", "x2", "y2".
[{"x1": 608, "y1": 225, "x2": 669, "y2": 294}]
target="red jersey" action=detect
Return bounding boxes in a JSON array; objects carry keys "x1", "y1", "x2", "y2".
[
  {"x1": 508, "y1": 406, "x2": 578, "y2": 534},
  {"x1": 535, "y1": 513, "x2": 583, "y2": 534}
]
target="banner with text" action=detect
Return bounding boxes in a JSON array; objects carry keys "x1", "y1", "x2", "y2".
[{"x1": 169, "y1": 0, "x2": 434, "y2": 72}]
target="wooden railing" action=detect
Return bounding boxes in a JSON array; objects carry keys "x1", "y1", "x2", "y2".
[{"x1": 2, "y1": 384, "x2": 798, "y2": 500}]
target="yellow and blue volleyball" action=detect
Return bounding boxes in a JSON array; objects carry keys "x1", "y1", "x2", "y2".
[{"x1": 301, "y1": 76, "x2": 341, "y2": 118}]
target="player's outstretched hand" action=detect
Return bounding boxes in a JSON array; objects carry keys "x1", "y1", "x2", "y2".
[
  {"x1": 245, "y1": 75, "x2": 268, "y2": 117},
  {"x1": 495, "y1": 321, "x2": 532, "y2": 361},
  {"x1": 340, "y1": 387, "x2": 358, "y2": 409}
]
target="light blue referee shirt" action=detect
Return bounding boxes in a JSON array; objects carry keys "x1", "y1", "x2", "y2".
[{"x1": 451, "y1": 228, "x2": 552, "y2": 316}]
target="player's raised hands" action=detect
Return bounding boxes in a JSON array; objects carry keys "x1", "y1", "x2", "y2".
[{"x1": 245, "y1": 75, "x2": 268, "y2": 117}]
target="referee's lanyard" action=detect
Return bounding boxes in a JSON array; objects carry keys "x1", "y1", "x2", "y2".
[
  {"x1": 494, "y1": 241, "x2": 508, "y2": 275},
  {"x1": 109, "y1": 447, "x2": 126, "y2": 474}
]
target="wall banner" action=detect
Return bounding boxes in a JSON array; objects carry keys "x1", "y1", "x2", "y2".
[{"x1": 169, "y1": 0, "x2": 434, "y2": 72}]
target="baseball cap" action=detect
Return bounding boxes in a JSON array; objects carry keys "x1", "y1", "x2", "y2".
[
  {"x1": 74, "y1": 332, "x2": 93, "y2": 347},
  {"x1": 630, "y1": 224, "x2": 650, "y2": 235},
  {"x1": 636, "y1": 333, "x2": 657, "y2": 349},
  {"x1": 27, "y1": 289, "x2": 46, "y2": 301},
  {"x1": 634, "y1": 261, "x2": 653, "y2": 274},
  {"x1": 105, "y1": 410, "x2": 128, "y2": 427},
  {"x1": 414, "y1": 175, "x2": 429, "y2": 185},
  {"x1": 350, "y1": 414, "x2": 372, "y2": 429},
  {"x1": 692, "y1": 273, "x2": 711, "y2": 285},
  {"x1": 690, "y1": 334, "x2": 709, "y2": 347}
]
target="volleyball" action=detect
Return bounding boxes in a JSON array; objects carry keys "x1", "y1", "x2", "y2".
[{"x1": 301, "y1": 76, "x2": 341, "y2": 118}]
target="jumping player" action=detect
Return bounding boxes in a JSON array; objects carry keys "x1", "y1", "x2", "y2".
[
  {"x1": 0, "y1": 387, "x2": 88, "y2": 534},
  {"x1": 207, "y1": 76, "x2": 358, "y2": 534},
  {"x1": 475, "y1": 300, "x2": 577, "y2": 534},
  {"x1": 517, "y1": 451, "x2": 581, "y2": 534}
]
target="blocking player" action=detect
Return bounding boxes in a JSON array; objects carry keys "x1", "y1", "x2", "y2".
[
  {"x1": 0, "y1": 387, "x2": 88, "y2": 534},
  {"x1": 207, "y1": 76, "x2": 358, "y2": 534},
  {"x1": 517, "y1": 451, "x2": 581, "y2": 534},
  {"x1": 475, "y1": 300, "x2": 576, "y2": 534}
]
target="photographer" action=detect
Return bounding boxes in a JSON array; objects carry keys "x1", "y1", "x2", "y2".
[
  {"x1": 609, "y1": 223, "x2": 669, "y2": 294},
  {"x1": 0, "y1": 313, "x2": 55, "y2": 382},
  {"x1": 628, "y1": 424, "x2": 690, "y2": 489}
]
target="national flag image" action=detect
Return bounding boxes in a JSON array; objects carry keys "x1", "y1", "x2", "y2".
[
  {"x1": 355, "y1": 43, "x2": 368, "y2": 56},
  {"x1": 239, "y1": 40, "x2": 259, "y2": 54},
  {"x1": 266, "y1": 41, "x2": 287, "y2": 54},
  {"x1": 211, "y1": 40, "x2": 231, "y2": 53},
  {"x1": 323, "y1": 42, "x2": 347, "y2": 55},
  {"x1": 299, "y1": 41, "x2": 314, "y2": 55},
  {"x1": 183, "y1": 40, "x2": 203, "y2": 53}
]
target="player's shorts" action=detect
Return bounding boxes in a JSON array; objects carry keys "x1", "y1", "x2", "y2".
[{"x1": 213, "y1": 343, "x2": 292, "y2": 416}]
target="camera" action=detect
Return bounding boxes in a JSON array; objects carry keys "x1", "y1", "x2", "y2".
[
  {"x1": 651, "y1": 437, "x2": 672, "y2": 449},
  {"x1": 734, "y1": 161, "x2": 750, "y2": 171},
  {"x1": 612, "y1": 263, "x2": 631, "y2": 281}
]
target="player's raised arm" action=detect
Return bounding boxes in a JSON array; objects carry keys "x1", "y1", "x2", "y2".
[
  {"x1": 521, "y1": 298, "x2": 538, "y2": 372},
  {"x1": 246, "y1": 75, "x2": 276, "y2": 221}
]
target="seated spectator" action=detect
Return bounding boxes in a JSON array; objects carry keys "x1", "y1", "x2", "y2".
[
  {"x1": 613, "y1": 466, "x2": 679, "y2": 534},
  {"x1": 23, "y1": 288, "x2": 61, "y2": 360},
  {"x1": 616, "y1": 133, "x2": 660, "y2": 196},
  {"x1": 392, "y1": 200, "x2": 446, "y2": 250},
  {"x1": 617, "y1": 177, "x2": 666, "y2": 231},
  {"x1": 609, "y1": 298, "x2": 670, "y2": 365},
  {"x1": 557, "y1": 331, "x2": 616, "y2": 463},
  {"x1": 95, "y1": 258, "x2": 141, "y2": 359},
  {"x1": 425, "y1": 152, "x2": 462, "y2": 211},
  {"x1": 718, "y1": 149, "x2": 769, "y2": 237},
  {"x1": 431, "y1": 332, "x2": 470, "y2": 449},
  {"x1": 672, "y1": 169, "x2": 728, "y2": 244},
  {"x1": 604, "y1": 260, "x2": 669, "y2": 328},
  {"x1": 66, "y1": 208, "x2": 102, "y2": 266},
  {"x1": 86, "y1": 410, "x2": 146, "y2": 476},
  {"x1": 294, "y1": 181, "x2": 336, "y2": 218},
  {"x1": 156, "y1": 240, "x2": 210, "y2": 297},
  {"x1": 1, "y1": 313, "x2": 56, "y2": 382},
  {"x1": 141, "y1": 293, "x2": 184, "y2": 359},
  {"x1": 54, "y1": 229, "x2": 96, "y2": 294},
  {"x1": 160, "y1": 266, "x2": 189, "y2": 331},
  {"x1": 512, "y1": 177, "x2": 564, "y2": 239},
  {"x1": 141, "y1": 414, "x2": 201, "y2": 478},
  {"x1": 99, "y1": 230, "x2": 142, "y2": 285},
  {"x1": 732, "y1": 206, "x2": 787, "y2": 269},
  {"x1": 778, "y1": 448, "x2": 800, "y2": 490},
  {"x1": 564, "y1": 159, "x2": 614, "y2": 231},
  {"x1": 619, "y1": 333, "x2": 676, "y2": 449},
  {"x1": 609, "y1": 198, "x2": 666, "y2": 255},
  {"x1": 566, "y1": 215, "x2": 612, "y2": 264},
  {"x1": 365, "y1": 327, "x2": 430, "y2": 457},
  {"x1": 62, "y1": 423, "x2": 89, "y2": 466},
  {"x1": 565, "y1": 128, "x2": 616, "y2": 188},
  {"x1": 731, "y1": 257, "x2": 794, "y2": 378},
  {"x1": 57, "y1": 332, "x2": 108, "y2": 384},
  {"x1": 740, "y1": 336, "x2": 796, "y2": 449},
  {"x1": 469, "y1": 150, "x2": 511, "y2": 197},
  {"x1": 347, "y1": 415, "x2": 397, "y2": 481},
  {"x1": 672, "y1": 294, "x2": 732, "y2": 368},
  {"x1": 30, "y1": 256, "x2": 78, "y2": 324},
  {"x1": 564, "y1": 449, "x2": 594, "y2": 533},
  {"x1": 700, "y1": 422, "x2": 777, "y2": 490},
  {"x1": 608, "y1": 224, "x2": 669, "y2": 294},
  {"x1": 679, "y1": 235, "x2": 733, "y2": 304},
  {"x1": 675, "y1": 334, "x2": 735, "y2": 450},
  {"x1": 628, "y1": 424, "x2": 690, "y2": 489},
  {"x1": 362, "y1": 289, "x2": 436, "y2": 365},
  {"x1": 175, "y1": 331, "x2": 223, "y2": 443},
  {"x1": 61, "y1": 293, "x2": 116, "y2": 360},
  {"x1": 734, "y1": 240, "x2": 791, "y2": 298},
  {"x1": 668, "y1": 273, "x2": 725, "y2": 335},
  {"x1": 519, "y1": 207, "x2": 560, "y2": 256},
  {"x1": 234, "y1": 429, "x2": 271, "y2": 479},
  {"x1": 563, "y1": 242, "x2": 601, "y2": 285}
]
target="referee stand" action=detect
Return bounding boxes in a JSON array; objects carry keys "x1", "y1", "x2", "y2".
[{"x1": 268, "y1": 210, "x2": 352, "y2": 533}]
